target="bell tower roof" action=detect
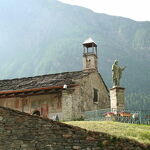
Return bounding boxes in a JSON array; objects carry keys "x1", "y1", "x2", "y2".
[{"x1": 83, "y1": 37, "x2": 97, "y2": 48}]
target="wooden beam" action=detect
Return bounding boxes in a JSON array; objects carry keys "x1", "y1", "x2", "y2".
[
  {"x1": 0, "y1": 84, "x2": 78, "y2": 95},
  {"x1": 0, "y1": 88, "x2": 64, "y2": 99}
]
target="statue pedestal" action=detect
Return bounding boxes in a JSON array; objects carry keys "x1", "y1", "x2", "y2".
[{"x1": 110, "y1": 86, "x2": 125, "y2": 111}]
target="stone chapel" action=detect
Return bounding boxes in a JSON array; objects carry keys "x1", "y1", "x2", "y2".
[{"x1": 0, "y1": 38, "x2": 111, "y2": 120}]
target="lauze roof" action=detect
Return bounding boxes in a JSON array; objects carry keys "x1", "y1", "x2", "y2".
[{"x1": 0, "y1": 71, "x2": 90, "y2": 98}]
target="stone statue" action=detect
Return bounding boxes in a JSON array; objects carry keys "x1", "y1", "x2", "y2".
[{"x1": 112, "y1": 60, "x2": 126, "y2": 87}]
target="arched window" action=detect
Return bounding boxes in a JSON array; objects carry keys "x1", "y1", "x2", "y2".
[{"x1": 32, "y1": 110, "x2": 40, "y2": 116}]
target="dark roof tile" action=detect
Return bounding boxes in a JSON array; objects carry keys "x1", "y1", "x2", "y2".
[{"x1": 0, "y1": 71, "x2": 90, "y2": 91}]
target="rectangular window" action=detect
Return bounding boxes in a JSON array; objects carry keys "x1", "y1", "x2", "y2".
[{"x1": 93, "y1": 88, "x2": 98, "y2": 102}]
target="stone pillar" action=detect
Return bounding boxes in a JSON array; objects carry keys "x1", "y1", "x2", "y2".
[
  {"x1": 110, "y1": 86, "x2": 125, "y2": 111},
  {"x1": 62, "y1": 90, "x2": 74, "y2": 121}
]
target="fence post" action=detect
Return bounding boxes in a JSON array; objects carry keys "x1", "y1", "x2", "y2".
[{"x1": 139, "y1": 111, "x2": 142, "y2": 124}]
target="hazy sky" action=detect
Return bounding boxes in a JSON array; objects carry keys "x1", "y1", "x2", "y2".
[{"x1": 59, "y1": 0, "x2": 150, "y2": 21}]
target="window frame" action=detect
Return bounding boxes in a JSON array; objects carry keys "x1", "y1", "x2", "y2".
[{"x1": 93, "y1": 88, "x2": 99, "y2": 103}]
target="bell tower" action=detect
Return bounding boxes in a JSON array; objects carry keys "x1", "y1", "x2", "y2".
[{"x1": 82, "y1": 37, "x2": 98, "y2": 71}]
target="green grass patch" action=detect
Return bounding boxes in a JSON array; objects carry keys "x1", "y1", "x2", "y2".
[{"x1": 65, "y1": 121, "x2": 150, "y2": 144}]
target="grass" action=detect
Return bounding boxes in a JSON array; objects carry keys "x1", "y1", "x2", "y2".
[{"x1": 65, "y1": 121, "x2": 150, "y2": 144}]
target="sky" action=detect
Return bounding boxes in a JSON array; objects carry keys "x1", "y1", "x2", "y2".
[{"x1": 59, "y1": 0, "x2": 150, "y2": 21}]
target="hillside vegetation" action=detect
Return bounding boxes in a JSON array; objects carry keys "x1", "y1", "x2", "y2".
[
  {"x1": 66, "y1": 121, "x2": 150, "y2": 144},
  {"x1": 0, "y1": 0, "x2": 150, "y2": 109}
]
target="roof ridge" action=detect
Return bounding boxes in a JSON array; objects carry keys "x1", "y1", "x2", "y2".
[{"x1": 0, "y1": 70, "x2": 84, "y2": 81}]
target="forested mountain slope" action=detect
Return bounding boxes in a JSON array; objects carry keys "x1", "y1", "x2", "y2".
[{"x1": 0, "y1": 0, "x2": 150, "y2": 109}]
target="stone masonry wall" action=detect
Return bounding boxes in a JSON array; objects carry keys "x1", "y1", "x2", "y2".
[
  {"x1": 0, "y1": 106, "x2": 149, "y2": 150},
  {"x1": 83, "y1": 54, "x2": 97, "y2": 70},
  {"x1": 71, "y1": 71, "x2": 110, "y2": 119}
]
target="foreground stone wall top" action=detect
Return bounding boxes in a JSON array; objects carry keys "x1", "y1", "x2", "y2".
[{"x1": 0, "y1": 106, "x2": 149, "y2": 150}]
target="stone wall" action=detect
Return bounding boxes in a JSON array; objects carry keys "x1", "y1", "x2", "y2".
[
  {"x1": 71, "y1": 71, "x2": 110, "y2": 119},
  {"x1": 83, "y1": 53, "x2": 97, "y2": 70},
  {"x1": 0, "y1": 106, "x2": 149, "y2": 150},
  {"x1": 62, "y1": 89, "x2": 74, "y2": 121}
]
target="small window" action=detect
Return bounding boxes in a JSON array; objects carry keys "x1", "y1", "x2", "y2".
[{"x1": 93, "y1": 88, "x2": 98, "y2": 102}]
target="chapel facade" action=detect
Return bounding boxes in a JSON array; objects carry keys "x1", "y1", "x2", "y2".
[{"x1": 0, "y1": 38, "x2": 110, "y2": 120}]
